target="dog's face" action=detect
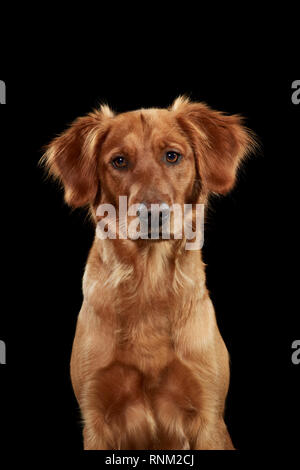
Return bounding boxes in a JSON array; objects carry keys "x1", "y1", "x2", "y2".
[
  {"x1": 97, "y1": 108, "x2": 200, "y2": 239},
  {"x1": 43, "y1": 97, "x2": 254, "y2": 240}
]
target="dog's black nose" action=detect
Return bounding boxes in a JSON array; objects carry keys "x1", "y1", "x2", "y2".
[{"x1": 137, "y1": 202, "x2": 170, "y2": 229}]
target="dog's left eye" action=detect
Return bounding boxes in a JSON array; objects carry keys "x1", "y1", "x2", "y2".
[
  {"x1": 112, "y1": 156, "x2": 129, "y2": 169},
  {"x1": 164, "y1": 151, "x2": 182, "y2": 165}
]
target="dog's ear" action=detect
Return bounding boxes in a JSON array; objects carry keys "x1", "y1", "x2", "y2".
[
  {"x1": 41, "y1": 106, "x2": 113, "y2": 207},
  {"x1": 172, "y1": 96, "x2": 256, "y2": 194}
]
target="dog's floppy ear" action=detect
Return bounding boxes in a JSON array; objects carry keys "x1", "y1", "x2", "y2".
[
  {"x1": 172, "y1": 96, "x2": 256, "y2": 194},
  {"x1": 41, "y1": 106, "x2": 113, "y2": 207}
]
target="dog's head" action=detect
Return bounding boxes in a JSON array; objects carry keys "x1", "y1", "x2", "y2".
[{"x1": 42, "y1": 97, "x2": 255, "y2": 240}]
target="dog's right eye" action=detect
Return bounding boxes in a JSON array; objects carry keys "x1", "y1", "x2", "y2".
[{"x1": 112, "y1": 156, "x2": 129, "y2": 169}]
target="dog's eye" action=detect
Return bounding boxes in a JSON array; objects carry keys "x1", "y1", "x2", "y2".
[
  {"x1": 112, "y1": 156, "x2": 128, "y2": 169},
  {"x1": 164, "y1": 151, "x2": 182, "y2": 165}
]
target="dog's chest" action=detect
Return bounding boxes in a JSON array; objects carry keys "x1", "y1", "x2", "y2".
[{"x1": 114, "y1": 298, "x2": 176, "y2": 373}]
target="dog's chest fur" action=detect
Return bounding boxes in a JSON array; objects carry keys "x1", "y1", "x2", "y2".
[{"x1": 83, "y1": 240, "x2": 205, "y2": 374}]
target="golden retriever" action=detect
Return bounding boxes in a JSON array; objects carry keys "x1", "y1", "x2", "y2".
[{"x1": 43, "y1": 96, "x2": 255, "y2": 450}]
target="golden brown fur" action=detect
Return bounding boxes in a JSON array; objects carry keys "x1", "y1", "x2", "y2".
[{"x1": 42, "y1": 96, "x2": 255, "y2": 450}]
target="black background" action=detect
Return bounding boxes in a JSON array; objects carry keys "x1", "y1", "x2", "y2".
[{"x1": 0, "y1": 68, "x2": 299, "y2": 463}]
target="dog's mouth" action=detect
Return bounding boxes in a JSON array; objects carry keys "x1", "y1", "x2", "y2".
[
  {"x1": 130, "y1": 225, "x2": 171, "y2": 241},
  {"x1": 146, "y1": 226, "x2": 169, "y2": 240}
]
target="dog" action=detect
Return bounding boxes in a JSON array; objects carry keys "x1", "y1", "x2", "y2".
[{"x1": 42, "y1": 96, "x2": 255, "y2": 450}]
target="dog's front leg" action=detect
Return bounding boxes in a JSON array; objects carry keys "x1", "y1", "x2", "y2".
[
  {"x1": 193, "y1": 418, "x2": 235, "y2": 450},
  {"x1": 83, "y1": 424, "x2": 110, "y2": 450}
]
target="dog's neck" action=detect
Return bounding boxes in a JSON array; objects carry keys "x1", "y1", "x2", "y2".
[
  {"x1": 82, "y1": 237, "x2": 208, "y2": 331},
  {"x1": 92, "y1": 236, "x2": 206, "y2": 299}
]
